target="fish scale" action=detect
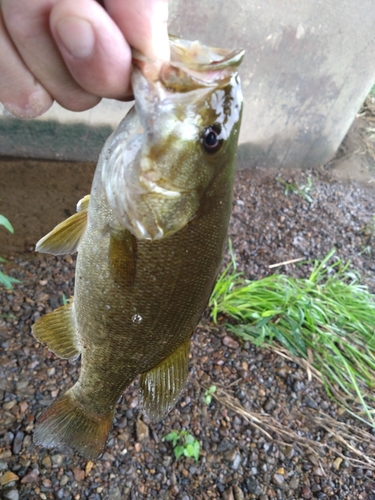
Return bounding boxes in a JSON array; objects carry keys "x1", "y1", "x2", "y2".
[{"x1": 32, "y1": 36, "x2": 244, "y2": 459}]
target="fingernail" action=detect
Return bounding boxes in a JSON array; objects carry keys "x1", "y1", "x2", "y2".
[
  {"x1": 3, "y1": 86, "x2": 53, "y2": 119},
  {"x1": 56, "y1": 17, "x2": 95, "y2": 59}
]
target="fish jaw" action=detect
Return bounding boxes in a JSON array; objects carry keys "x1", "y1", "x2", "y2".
[{"x1": 101, "y1": 37, "x2": 244, "y2": 240}]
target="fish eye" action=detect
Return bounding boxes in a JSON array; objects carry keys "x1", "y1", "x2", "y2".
[{"x1": 201, "y1": 125, "x2": 223, "y2": 154}]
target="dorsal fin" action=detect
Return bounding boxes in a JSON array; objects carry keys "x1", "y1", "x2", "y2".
[{"x1": 36, "y1": 195, "x2": 90, "y2": 255}]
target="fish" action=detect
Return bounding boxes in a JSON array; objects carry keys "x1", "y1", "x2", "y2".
[{"x1": 32, "y1": 36, "x2": 244, "y2": 459}]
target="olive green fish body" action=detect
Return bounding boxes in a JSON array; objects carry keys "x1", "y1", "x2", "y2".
[{"x1": 32, "y1": 37, "x2": 244, "y2": 459}]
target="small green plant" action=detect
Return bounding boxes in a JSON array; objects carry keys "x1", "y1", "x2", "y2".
[
  {"x1": 62, "y1": 293, "x2": 68, "y2": 306},
  {"x1": 164, "y1": 430, "x2": 200, "y2": 461},
  {"x1": 204, "y1": 385, "x2": 217, "y2": 405},
  {"x1": 0, "y1": 215, "x2": 20, "y2": 290},
  {"x1": 276, "y1": 176, "x2": 313, "y2": 203},
  {"x1": 210, "y1": 243, "x2": 375, "y2": 427}
]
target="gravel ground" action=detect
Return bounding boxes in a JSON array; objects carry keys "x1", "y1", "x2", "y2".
[{"x1": 1, "y1": 165, "x2": 375, "y2": 500}]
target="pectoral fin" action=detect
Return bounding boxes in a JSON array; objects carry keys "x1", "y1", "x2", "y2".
[
  {"x1": 36, "y1": 195, "x2": 90, "y2": 255},
  {"x1": 32, "y1": 300, "x2": 80, "y2": 361},
  {"x1": 109, "y1": 229, "x2": 137, "y2": 286},
  {"x1": 139, "y1": 340, "x2": 191, "y2": 422}
]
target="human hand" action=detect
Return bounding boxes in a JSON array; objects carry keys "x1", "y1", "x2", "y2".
[{"x1": 0, "y1": 0, "x2": 169, "y2": 118}]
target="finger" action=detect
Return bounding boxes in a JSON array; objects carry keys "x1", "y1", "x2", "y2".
[
  {"x1": 50, "y1": 0, "x2": 132, "y2": 99},
  {"x1": 0, "y1": 10, "x2": 53, "y2": 118},
  {"x1": 2, "y1": 0, "x2": 100, "y2": 112},
  {"x1": 104, "y1": 0, "x2": 170, "y2": 61}
]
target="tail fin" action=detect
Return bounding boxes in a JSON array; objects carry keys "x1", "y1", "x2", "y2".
[{"x1": 34, "y1": 390, "x2": 113, "y2": 459}]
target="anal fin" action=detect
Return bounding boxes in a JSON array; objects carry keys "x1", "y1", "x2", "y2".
[
  {"x1": 32, "y1": 300, "x2": 80, "y2": 360},
  {"x1": 139, "y1": 340, "x2": 191, "y2": 422},
  {"x1": 36, "y1": 195, "x2": 90, "y2": 255}
]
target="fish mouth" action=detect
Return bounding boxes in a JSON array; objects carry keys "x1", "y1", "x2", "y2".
[{"x1": 132, "y1": 36, "x2": 245, "y2": 91}]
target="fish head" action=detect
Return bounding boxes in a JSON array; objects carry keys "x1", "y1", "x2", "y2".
[{"x1": 102, "y1": 37, "x2": 244, "y2": 240}]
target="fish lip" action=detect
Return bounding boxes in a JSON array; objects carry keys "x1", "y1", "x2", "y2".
[{"x1": 132, "y1": 36, "x2": 245, "y2": 92}]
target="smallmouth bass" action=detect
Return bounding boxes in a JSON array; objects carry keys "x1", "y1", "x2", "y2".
[{"x1": 32, "y1": 36, "x2": 244, "y2": 459}]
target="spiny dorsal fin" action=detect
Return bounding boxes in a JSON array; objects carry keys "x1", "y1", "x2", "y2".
[
  {"x1": 76, "y1": 194, "x2": 90, "y2": 212},
  {"x1": 36, "y1": 195, "x2": 90, "y2": 255},
  {"x1": 32, "y1": 300, "x2": 80, "y2": 361},
  {"x1": 139, "y1": 339, "x2": 191, "y2": 422},
  {"x1": 109, "y1": 229, "x2": 137, "y2": 287},
  {"x1": 34, "y1": 389, "x2": 113, "y2": 459}
]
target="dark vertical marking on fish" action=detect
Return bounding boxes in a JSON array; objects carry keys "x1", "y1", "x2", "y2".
[{"x1": 109, "y1": 229, "x2": 137, "y2": 287}]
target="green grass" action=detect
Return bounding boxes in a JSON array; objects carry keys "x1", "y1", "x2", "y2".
[
  {"x1": 0, "y1": 215, "x2": 21, "y2": 290},
  {"x1": 209, "y1": 243, "x2": 375, "y2": 427}
]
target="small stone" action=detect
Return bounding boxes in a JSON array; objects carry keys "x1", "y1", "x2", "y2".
[
  {"x1": 85, "y1": 461, "x2": 94, "y2": 476},
  {"x1": 264, "y1": 398, "x2": 276, "y2": 411},
  {"x1": 222, "y1": 336, "x2": 239, "y2": 349},
  {"x1": 233, "y1": 485, "x2": 245, "y2": 500},
  {"x1": 283, "y1": 445, "x2": 295, "y2": 460},
  {"x1": 12, "y1": 431, "x2": 24, "y2": 455},
  {"x1": 16, "y1": 380, "x2": 29, "y2": 391},
  {"x1": 134, "y1": 443, "x2": 142, "y2": 452},
  {"x1": 72, "y1": 468, "x2": 85, "y2": 481},
  {"x1": 273, "y1": 473, "x2": 284, "y2": 486},
  {"x1": 1, "y1": 471, "x2": 19, "y2": 486},
  {"x1": 41, "y1": 456, "x2": 52, "y2": 468},
  {"x1": 222, "y1": 488, "x2": 235, "y2": 500},
  {"x1": 312, "y1": 465, "x2": 324, "y2": 476},
  {"x1": 21, "y1": 468, "x2": 39, "y2": 484},
  {"x1": 4, "y1": 489, "x2": 19, "y2": 500},
  {"x1": 231, "y1": 454, "x2": 241, "y2": 470},
  {"x1": 136, "y1": 420, "x2": 149, "y2": 441},
  {"x1": 289, "y1": 476, "x2": 299, "y2": 489},
  {"x1": 60, "y1": 475, "x2": 69, "y2": 486},
  {"x1": 19, "y1": 401, "x2": 28, "y2": 413},
  {"x1": 333, "y1": 457, "x2": 343, "y2": 471},
  {"x1": 246, "y1": 477, "x2": 259, "y2": 494},
  {"x1": 305, "y1": 395, "x2": 318, "y2": 409},
  {"x1": 51, "y1": 454, "x2": 63, "y2": 465},
  {"x1": 302, "y1": 486, "x2": 312, "y2": 498},
  {"x1": 42, "y1": 478, "x2": 52, "y2": 488},
  {"x1": 3, "y1": 400, "x2": 16, "y2": 410}
]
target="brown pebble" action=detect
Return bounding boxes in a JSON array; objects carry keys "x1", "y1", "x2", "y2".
[
  {"x1": 42, "y1": 478, "x2": 52, "y2": 488},
  {"x1": 21, "y1": 468, "x2": 39, "y2": 484},
  {"x1": 41, "y1": 456, "x2": 52, "y2": 468},
  {"x1": 19, "y1": 401, "x2": 28, "y2": 413},
  {"x1": 72, "y1": 468, "x2": 85, "y2": 482},
  {"x1": 85, "y1": 461, "x2": 94, "y2": 476},
  {"x1": 136, "y1": 419, "x2": 149, "y2": 441},
  {"x1": 222, "y1": 336, "x2": 240, "y2": 349},
  {"x1": 302, "y1": 486, "x2": 312, "y2": 499},
  {"x1": 3, "y1": 400, "x2": 17, "y2": 410},
  {"x1": 134, "y1": 443, "x2": 142, "y2": 452},
  {"x1": 0, "y1": 471, "x2": 19, "y2": 486}
]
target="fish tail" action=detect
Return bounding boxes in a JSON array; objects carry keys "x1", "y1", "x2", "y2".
[{"x1": 34, "y1": 389, "x2": 113, "y2": 459}]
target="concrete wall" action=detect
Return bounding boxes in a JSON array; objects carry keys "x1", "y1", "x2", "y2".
[{"x1": 1, "y1": 0, "x2": 374, "y2": 168}]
